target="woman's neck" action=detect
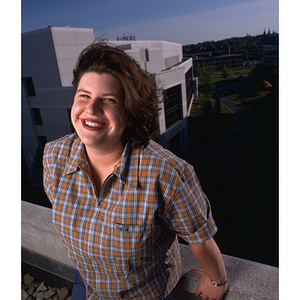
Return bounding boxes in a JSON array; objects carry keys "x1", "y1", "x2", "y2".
[
  {"x1": 85, "y1": 144, "x2": 124, "y2": 169},
  {"x1": 84, "y1": 144, "x2": 124, "y2": 195}
]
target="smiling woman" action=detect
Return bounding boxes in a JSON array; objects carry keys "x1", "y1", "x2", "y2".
[{"x1": 43, "y1": 41, "x2": 227, "y2": 300}]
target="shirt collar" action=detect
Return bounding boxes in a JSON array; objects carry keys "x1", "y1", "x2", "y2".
[
  {"x1": 113, "y1": 143, "x2": 140, "y2": 190},
  {"x1": 62, "y1": 135, "x2": 140, "y2": 190},
  {"x1": 62, "y1": 135, "x2": 90, "y2": 177}
]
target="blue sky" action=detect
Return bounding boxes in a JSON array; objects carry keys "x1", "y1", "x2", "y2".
[{"x1": 21, "y1": 0, "x2": 279, "y2": 45}]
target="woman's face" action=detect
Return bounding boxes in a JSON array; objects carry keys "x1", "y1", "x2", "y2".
[{"x1": 71, "y1": 72, "x2": 128, "y2": 153}]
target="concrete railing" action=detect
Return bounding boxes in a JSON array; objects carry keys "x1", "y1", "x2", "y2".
[{"x1": 21, "y1": 201, "x2": 278, "y2": 299}]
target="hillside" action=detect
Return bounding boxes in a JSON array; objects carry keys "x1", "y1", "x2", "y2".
[{"x1": 183, "y1": 30, "x2": 278, "y2": 60}]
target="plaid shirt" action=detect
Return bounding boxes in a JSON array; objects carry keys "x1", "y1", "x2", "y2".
[{"x1": 43, "y1": 133, "x2": 217, "y2": 300}]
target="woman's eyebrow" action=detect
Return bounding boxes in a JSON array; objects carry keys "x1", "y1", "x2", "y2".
[
  {"x1": 101, "y1": 93, "x2": 120, "y2": 98},
  {"x1": 76, "y1": 89, "x2": 119, "y2": 98},
  {"x1": 76, "y1": 89, "x2": 91, "y2": 94}
]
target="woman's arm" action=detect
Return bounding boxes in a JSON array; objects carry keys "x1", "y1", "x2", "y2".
[{"x1": 189, "y1": 237, "x2": 228, "y2": 300}]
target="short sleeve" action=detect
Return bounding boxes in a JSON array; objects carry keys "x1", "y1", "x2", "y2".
[{"x1": 162, "y1": 163, "x2": 218, "y2": 244}]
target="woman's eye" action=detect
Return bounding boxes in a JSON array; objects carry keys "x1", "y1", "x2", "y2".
[
  {"x1": 78, "y1": 94, "x2": 89, "y2": 99},
  {"x1": 104, "y1": 98, "x2": 117, "y2": 103}
]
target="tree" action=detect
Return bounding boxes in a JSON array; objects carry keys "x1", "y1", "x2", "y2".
[
  {"x1": 203, "y1": 98, "x2": 213, "y2": 115},
  {"x1": 222, "y1": 64, "x2": 229, "y2": 79},
  {"x1": 237, "y1": 49, "x2": 249, "y2": 61},
  {"x1": 195, "y1": 65, "x2": 215, "y2": 96}
]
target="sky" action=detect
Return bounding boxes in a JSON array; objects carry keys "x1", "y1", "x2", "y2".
[{"x1": 21, "y1": 0, "x2": 279, "y2": 45}]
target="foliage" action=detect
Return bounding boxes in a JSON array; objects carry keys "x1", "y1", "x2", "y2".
[
  {"x1": 236, "y1": 49, "x2": 249, "y2": 61},
  {"x1": 250, "y1": 64, "x2": 278, "y2": 87},
  {"x1": 190, "y1": 96, "x2": 229, "y2": 117},
  {"x1": 188, "y1": 96, "x2": 233, "y2": 147},
  {"x1": 222, "y1": 64, "x2": 228, "y2": 79},
  {"x1": 194, "y1": 65, "x2": 215, "y2": 96},
  {"x1": 183, "y1": 31, "x2": 278, "y2": 55}
]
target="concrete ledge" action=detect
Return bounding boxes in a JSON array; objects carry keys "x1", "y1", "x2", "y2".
[
  {"x1": 171, "y1": 245, "x2": 278, "y2": 300},
  {"x1": 22, "y1": 247, "x2": 76, "y2": 283},
  {"x1": 21, "y1": 201, "x2": 278, "y2": 299},
  {"x1": 21, "y1": 201, "x2": 74, "y2": 268}
]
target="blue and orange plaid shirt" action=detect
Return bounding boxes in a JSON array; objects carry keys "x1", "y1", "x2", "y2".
[{"x1": 43, "y1": 133, "x2": 217, "y2": 300}]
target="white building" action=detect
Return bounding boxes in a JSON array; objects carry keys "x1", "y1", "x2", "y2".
[{"x1": 22, "y1": 27, "x2": 197, "y2": 185}]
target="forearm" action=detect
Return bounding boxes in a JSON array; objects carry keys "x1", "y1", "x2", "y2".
[{"x1": 189, "y1": 237, "x2": 227, "y2": 283}]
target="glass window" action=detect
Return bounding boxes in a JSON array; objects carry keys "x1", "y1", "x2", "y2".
[
  {"x1": 23, "y1": 77, "x2": 36, "y2": 97},
  {"x1": 32, "y1": 108, "x2": 43, "y2": 125},
  {"x1": 164, "y1": 85, "x2": 182, "y2": 129},
  {"x1": 185, "y1": 67, "x2": 193, "y2": 109}
]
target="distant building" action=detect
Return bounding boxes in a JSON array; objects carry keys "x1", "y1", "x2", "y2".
[
  {"x1": 22, "y1": 27, "x2": 197, "y2": 185},
  {"x1": 263, "y1": 45, "x2": 279, "y2": 67},
  {"x1": 184, "y1": 48, "x2": 243, "y2": 71},
  {"x1": 116, "y1": 34, "x2": 136, "y2": 41}
]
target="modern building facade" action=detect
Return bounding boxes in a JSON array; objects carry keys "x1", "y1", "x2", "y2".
[
  {"x1": 22, "y1": 27, "x2": 197, "y2": 185},
  {"x1": 263, "y1": 45, "x2": 279, "y2": 67}
]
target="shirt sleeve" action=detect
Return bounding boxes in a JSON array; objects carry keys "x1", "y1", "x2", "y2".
[{"x1": 162, "y1": 163, "x2": 218, "y2": 244}]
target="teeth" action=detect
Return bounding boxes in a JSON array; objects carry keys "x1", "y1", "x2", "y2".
[{"x1": 85, "y1": 121, "x2": 103, "y2": 127}]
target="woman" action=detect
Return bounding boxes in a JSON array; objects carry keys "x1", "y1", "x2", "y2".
[{"x1": 43, "y1": 41, "x2": 227, "y2": 300}]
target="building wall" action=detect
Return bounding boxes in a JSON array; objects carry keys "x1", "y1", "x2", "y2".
[
  {"x1": 111, "y1": 40, "x2": 183, "y2": 74},
  {"x1": 51, "y1": 27, "x2": 95, "y2": 86},
  {"x1": 263, "y1": 45, "x2": 279, "y2": 66}
]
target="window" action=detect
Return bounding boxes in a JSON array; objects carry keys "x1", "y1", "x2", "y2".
[
  {"x1": 23, "y1": 77, "x2": 36, "y2": 97},
  {"x1": 32, "y1": 108, "x2": 43, "y2": 125},
  {"x1": 164, "y1": 85, "x2": 182, "y2": 129},
  {"x1": 145, "y1": 49, "x2": 149, "y2": 62},
  {"x1": 185, "y1": 67, "x2": 193, "y2": 109}
]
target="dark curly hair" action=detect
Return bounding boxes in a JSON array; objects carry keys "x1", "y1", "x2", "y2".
[{"x1": 72, "y1": 40, "x2": 161, "y2": 148}]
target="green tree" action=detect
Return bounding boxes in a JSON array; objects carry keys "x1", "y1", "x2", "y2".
[
  {"x1": 203, "y1": 98, "x2": 213, "y2": 115},
  {"x1": 222, "y1": 64, "x2": 228, "y2": 79},
  {"x1": 237, "y1": 49, "x2": 249, "y2": 61},
  {"x1": 195, "y1": 65, "x2": 215, "y2": 96}
]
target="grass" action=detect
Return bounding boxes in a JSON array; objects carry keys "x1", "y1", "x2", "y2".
[
  {"x1": 188, "y1": 97, "x2": 233, "y2": 147},
  {"x1": 207, "y1": 98, "x2": 231, "y2": 114},
  {"x1": 226, "y1": 93, "x2": 267, "y2": 102},
  {"x1": 190, "y1": 97, "x2": 230, "y2": 117},
  {"x1": 212, "y1": 67, "x2": 254, "y2": 84}
]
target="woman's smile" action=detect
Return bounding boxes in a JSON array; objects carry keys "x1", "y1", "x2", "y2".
[{"x1": 81, "y1": 119, "x2": 108, "y2": 130}]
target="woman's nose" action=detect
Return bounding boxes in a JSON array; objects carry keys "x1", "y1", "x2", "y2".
[{"x1": 85, "y1": 99, "x2": 103, "y2": 115}]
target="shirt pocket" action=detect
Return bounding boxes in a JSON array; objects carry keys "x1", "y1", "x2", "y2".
[
  {"x1": 114, "y1": 223, "x2": 151, "y2": 260},
  {"x1": 112, "y1": 222, "x2": 153, "y2": 284}
]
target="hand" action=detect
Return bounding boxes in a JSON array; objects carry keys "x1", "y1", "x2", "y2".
[{"x1": 191, "y1": 268, "x2": 227, "y2": 300}]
